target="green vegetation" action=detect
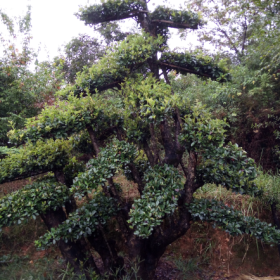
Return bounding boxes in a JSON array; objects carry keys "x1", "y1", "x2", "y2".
[
  {"x1": 0, "y1": 8, "x2": 63, "y2": 147},
  {"x1": 1, "y1": 0, "x2": 280, "y2": 279}
]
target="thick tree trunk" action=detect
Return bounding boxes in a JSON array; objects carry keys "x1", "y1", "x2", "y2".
[
  {"x1": 128, "y1": 210, "x2": 192, "y2": 280},
  {"x1": 41, "y1": 207, "x2": 99, "y2": 275},
  {"x1": 88, "y1": 233, "x2": 124, "y2": 275},
  {"x1": 138, "y1": 248, "x2": 165, "y2": 279},
  {"x1": 160, "y1": 119, "x2": 180, "y2": 166}
]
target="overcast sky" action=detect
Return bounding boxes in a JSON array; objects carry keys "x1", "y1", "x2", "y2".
[{"x1": 0, "y1": 0, "x2": 200, "y2": 62}]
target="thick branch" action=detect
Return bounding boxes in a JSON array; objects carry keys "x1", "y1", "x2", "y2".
[
  {"x1": 41, "y1": 207, "x2": 98, "y2": 275},
  {"x1": 54, "y1": 170, "x2": 77, "y2": 215},
  {"x1": 219, "y1": 28, "x2": 241, "y2": 58},
  {"x1": 162, "y1": 66, "x2": 185, "y2": 159},
  {"x1": 184, "y1": 151, "x2": 197, "y2": 204},
  {"x1": 80, "y1": 80, "x2": 122, "y2": 97},
  {"x1": 158, "y1": 62, "x2": 211, "y2": 78},
  {"x1": 241, "y1": 16, "x2": 248, "y2": 55},
  {"x1": 128, "y1": 163, "x2": 145, "y2": 195},
  {"x1": 151, "y1": 20, "x2": 198, "y2": 29},
  {"x1": 149, "y1": 123, "x2": 161, "y2": 164},
  {"x1": 143, "y1": 139, "x2": 155, "y2": 167},
  {"x1": 83, "y1": 10, "x2": 149, "y2": 24},
  {"x1": 0, "y1": 170, "x2": 49, "y2": 184},
  {"x1": 88, "y1": 233, "x2": 124, "y2": 274},
  {"x1": 160, "y1": 119, "x2": 179, "y2": 166},
  {"x1": 180, "y1": 159, "x2": 188, "y2": 178},
  {"x1": 86, "y1": 125, "x2": 100, "y2": 155}
]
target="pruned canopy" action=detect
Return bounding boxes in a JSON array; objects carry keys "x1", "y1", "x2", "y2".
[{"x1": 0, "y1": 1, "x2": 276, "y2": 279}]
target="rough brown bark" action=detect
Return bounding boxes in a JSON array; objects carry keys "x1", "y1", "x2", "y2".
[
  {"x1": 128, "y1": 163, "x2": 145, "y2": 195},
  {"x1": 160, "y1": 119, "x2": 180, "y2": 166},
  {"x1": 143, "y1": 139, "x2": 156, "y2": 167},
  {"x1": 86, "y1": 124, "x2": 100, "y2": 155},
  {"x1": 184, "y1": 151, "x2": 198, "y2": 204},
  {"x1": 88, "y1": 233, "x2": 124, "y2": 276},
  {"x1": 149, "y1": 123, "x2": 161, "y2": 164},
  {"x1": 127, "y1": 209, "x2": 192, "y2": 280}
]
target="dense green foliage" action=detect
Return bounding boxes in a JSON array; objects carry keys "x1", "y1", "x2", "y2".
[
  {"x1": 0, "y1": 7, "x2": 63, "y2": 146},
  {"x1": 129, "y1": 164, "x2": 184, "y2": 238},
  {"x1": 0, "y1": 179, "x2": 70, "y2": 229},
  {"x1": 8, "y1": 96, "x2": 121, "y2": 145},
  {"x1": 77, "y1": 0, "x2": 146, "y2": 24},
  {"x1": 56, "y1": 35, "x2": 104, "y2": 84},
  {"x1": 151, "y1": 6, "x2": 201, "y2": 27},
  {"x1": 71, "y1": 140, "x2": 137, "y2": 198},
  {"x1": 73, "y1": 32, "x2": 164, "y2": 95},
  {"x1": 36, "y1": 193, "x2": 118, "y2": 247},
  {"x1": 159, "y1": 52, "x2": 229, "y2": 81},
  {"x1": 189, "y1": 198, "x2": 280, "y2": 244},
  {"x1": 0, "y1": 139, "x2": 75, "y2": 183},
  {"x1": 1, "y1": 1, "x2": 280, "y2": 278}
]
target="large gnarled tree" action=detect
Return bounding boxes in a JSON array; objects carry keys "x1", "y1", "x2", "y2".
[{"x1": 1, "y1": 1, "x2": 279, "y2": 279}]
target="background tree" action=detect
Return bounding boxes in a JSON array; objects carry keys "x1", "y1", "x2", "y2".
[
  {"x1": 173, "y1": 0, "x2": 280, "y2": 255},
  {"x1": 55, "y1": 35, "x2": 104, "y2": 84},
  {"x1": 1, "y1": 1, "x2": 280, "y2": 279},
  {"x1": 0, "y1": 7, "x2": 62, "y2": 147},
  {"x1": 184, "y1": 0, "x2": 266, "y2": 63}
]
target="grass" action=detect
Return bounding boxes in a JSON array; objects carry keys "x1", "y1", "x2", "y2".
[
  {"x1": 0, "y1": 256, "x2": 59, "y2": 280},
  {"x1": 254, "y1": 168, "x2": 280, "y2": 205},
  {"x1": 173, "y1": 256, "x2": 201, "y2": 280}
]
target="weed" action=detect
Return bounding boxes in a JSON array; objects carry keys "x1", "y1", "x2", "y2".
[
  {"x1": 173, "y1": 256, "x2": 201, "y2": 280},
  {"x1": 0, "y1": 257, "x2": 57, "y2": 280},
  {"x1": 109, "y1": 257, "x2": 142, "y2": 280},
  {"x1": 57, "y1": 256, "x2": 142, "y2": 280}
]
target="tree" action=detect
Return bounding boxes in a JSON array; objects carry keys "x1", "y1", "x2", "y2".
[
  {"x1": 55, "y1": 35, "x2": 104, "y2": 84},
  {"x1": 1, "y1": 1, "x2": 280, "y2": 279},
  {"x1": 0, "y1": 7, "x2": 62, "y2": 146},
  {"x1": 184, "y1": 0, "x2": 267, "y2": 63}
]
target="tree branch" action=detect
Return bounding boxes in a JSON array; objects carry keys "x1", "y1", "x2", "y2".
[
  {"x1": 149, "y1": 123, "x2": 161, "y2": 164},
  {"x1": 86, "y1": 125, "x2": 100, "y2": 156},
  {"x1": 151, "y1": 20, "x2": 198, "y2": 29},
  {"x1": 128, "y1": 163, "x2": 145, "y2": 195},
  {"x1": 160, "y1": 119, "x2": 179, "y2": 166},
  {"x1": 218, "y1": 28, "x2": 241, "y2": 58},
  {"x1": 158, "y1": 62, "x2": 211, "y2": 78},
  {"x1": 143, "y1": 139, "x2": 155, "y2": 167},
  {"x1": 184, "y1": 151, "x2": 197, "y2": 204},
  {"x1": 86, "y1": 10, "x2": 149, "y2": 24},
  {"x1": 241, "y1": 15, "x2": 248, "y2": 55}
]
